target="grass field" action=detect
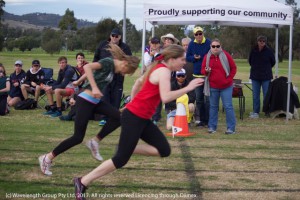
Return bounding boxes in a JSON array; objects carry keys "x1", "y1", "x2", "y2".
[{"x1": 0, "y1": 50, "x2": 300, "y2": 200}]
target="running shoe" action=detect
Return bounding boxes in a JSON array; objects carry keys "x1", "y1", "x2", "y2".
[
  {"x1": 85, "y1": 139, "x2": 103, "y2": 161},
  {"x1": 59, "y1": 115, "x2": 72, "y2": 121},
  {"x1": 225, "y1": 129, "x2": 236, "y2": 135},
  {"x1": 50, "y1": 111, "x2": 62, "y2": 117},
  {"x1": 74, "y1": 177, "x2": 87, "y2": 200},
  {"x1": 249, "y1": 112, "x2": 259, "y2": 119},
  {"x1": 38, "y1": 154, "x2": 52, "y2": 176},
  {"x1": 43, "y1": 110, "x2": 56, "y2": 115},
  {"x1": 208, "y1": 128, "x2": 216, "y2": 134},
  {"x1": 98, "y1": 120, "x2": 106, "y2": 126}
]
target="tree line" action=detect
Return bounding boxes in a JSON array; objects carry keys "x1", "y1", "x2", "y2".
[{"x1": 0, "y1": 0, "x2": 299, "y2": 61}]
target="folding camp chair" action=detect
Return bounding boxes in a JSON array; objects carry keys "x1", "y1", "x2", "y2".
[{"x1": 38, "y1": 67, "x2": 55, "y2": 108}]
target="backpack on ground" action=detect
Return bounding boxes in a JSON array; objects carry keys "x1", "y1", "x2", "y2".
[{"x1": 14, "y1": 98, "x2": 35, "y2": 110}]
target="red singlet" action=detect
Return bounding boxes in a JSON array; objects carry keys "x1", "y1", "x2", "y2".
[{"x1": 126, "y1": 63, "x2": 167, "y2": 119}]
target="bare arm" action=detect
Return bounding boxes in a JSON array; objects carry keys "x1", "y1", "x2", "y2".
[
  {"x1": 73, "y1": 74, "x2": 87, "y2": 86},
  {"x1": 150, "y1": 67, "x2": 204, "y2": 103},
  {"x1": 130, "y1": 76, "x2": 144, "y2": 100},
  {"x1": 0, "y1": 81, "x2": 10, "y2": 93},
  {"x1": 83, "y1": 62, "x2": 102, "y2": 98}
]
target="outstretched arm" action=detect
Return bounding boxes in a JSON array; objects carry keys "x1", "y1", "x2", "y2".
[{"x1": 150, "y1": 67, "x2": 204, "y2": 103}]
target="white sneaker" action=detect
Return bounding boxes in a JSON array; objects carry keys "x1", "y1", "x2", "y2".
[
  {"x1": 38, "y1": 154, "x2": 52, "y2": 176},
  {"x1": 249, "y1": 112, "x2": 259, "y2": 119},
  {"x1": 86, "y1": 139, "x2": 103, "y2": 161}
]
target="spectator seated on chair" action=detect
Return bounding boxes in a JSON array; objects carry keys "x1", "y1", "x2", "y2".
[
  {"x1": 59, "y1": 52, "x2": 88, "y2": 121},
  {"x1": 7, "y1": 60, "x2": 26, "y2": 107},
  {"x1": 165, "y1": 69, "x2": 195, "y2": 130},
  {"x1": 0, "y1": 64, "x2": 10, "y2": 115},
  {"x1": 20, "y1": 60, "x2": 45, "y2": 108},
  {"x1": 42, "y1": 56, "x2": 80, "y2": 118}
]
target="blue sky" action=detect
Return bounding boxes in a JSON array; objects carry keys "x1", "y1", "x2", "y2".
[
  {"x1": 3, "y1": 0, "x2": 299, "y2": 30},
  {"x1": 4, "y1": 0, "x2": 144, "y2": 29}
]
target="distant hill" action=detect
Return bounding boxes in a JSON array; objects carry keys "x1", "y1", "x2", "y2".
[{"x1": 2, "y1": 11, "x2": 97, "y2": 30}]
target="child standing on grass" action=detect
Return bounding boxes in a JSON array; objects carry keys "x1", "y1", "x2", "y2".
[
  {"x1": 73, "y1": 44, "x2": 204, "y2": 200},
  {"x1": 38, "y1": 44, "x2": 140, "y2": 176}
]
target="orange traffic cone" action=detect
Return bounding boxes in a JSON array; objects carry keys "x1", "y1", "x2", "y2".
[{"x1": 167, "y1": 103, "x2": 195, "y2": 137}]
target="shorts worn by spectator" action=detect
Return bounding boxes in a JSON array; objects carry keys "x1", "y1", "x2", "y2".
[{"x1": 43, "y1": 56, "x2": 80, "y2": 118}]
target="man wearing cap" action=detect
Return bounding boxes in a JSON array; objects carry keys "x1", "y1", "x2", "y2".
[
  {"x1": 93, "y1": 28, "x2": 132, "y2": 126},
  {"x1": 165, "y1": 69, "x2": 195, "y2": 130},
  {"x1": 186, "y1": 26, "x2": 211, "y2": 127},
  {"x1": 7, "y1": 60, "x2": 26, "y2": 107},
  {"x1": 21, "y1": 60, "x2": 45, "y2": 108},
  {"x1": 248, "y1": 35, "x2": 275, "y2": 119}
]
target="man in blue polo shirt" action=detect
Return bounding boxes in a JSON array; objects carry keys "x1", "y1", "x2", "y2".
[{"x1": 186, "y1": 26, "x2": 211, "y2": 127}]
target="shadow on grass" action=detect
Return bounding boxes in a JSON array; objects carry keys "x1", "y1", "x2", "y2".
[{"x1": 178, "y1": 137, "x2": 203, "y2": 200}]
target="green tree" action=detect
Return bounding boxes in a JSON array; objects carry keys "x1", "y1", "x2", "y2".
[
  {"x1": 95, "y1": 18, "x2": 119, "y2": 45},
  {"x1": 58, "y1": 8, "x2": 77, "y2": 31},
  {"x1": 0, "y1": 0, "x2": 5, "y2": 22},
  {"x1": 119, "y1": 18, "x2": 141, "y2": 53},
  {"x1": 0, "y1": 0, "x2": 6, "y2": 51},
  {"x1": 153, "y1": 25, "x2": 186, "y2": 44},
  {"x1": 41, "y1": 28, "x2": 61, "y2": 55},
  {"x1": 6, "y1": 38, "x2": 15, "y2": 51},
  {"x1": 76, "y1": 26, "x2": 97, "y2": 52}
]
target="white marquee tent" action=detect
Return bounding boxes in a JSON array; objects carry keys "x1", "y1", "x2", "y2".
[{"x1": 142, "y1": 0, "x2": 294, "y2": 120}]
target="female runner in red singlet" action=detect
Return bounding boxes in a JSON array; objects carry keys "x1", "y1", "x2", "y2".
[{"x1": 73, "y1": 44, "x2": 204, "y2": 200}]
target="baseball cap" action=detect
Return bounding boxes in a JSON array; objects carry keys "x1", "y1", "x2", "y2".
[
  {"x1": 15, "y1": 60, "x2": 23, "y2": 65},
  {"x1": 32, "y1": 60, "x2": 40, "y2": 65},
  {"x1": 193, "y1": 26, "x2": 203, "y2": 34},
  {"x1": 111, "y1": 28, "x2": 121, "y2": 35},
  {"x1": 150, "y1": 36, "x2": 160, "y2": 44},
  {"x1": 176, "y1": 69, "x2": 186, "y2": 76}
]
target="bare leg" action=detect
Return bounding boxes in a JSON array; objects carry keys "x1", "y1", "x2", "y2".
[
  {"x1": 81, "y1": 159, "x2": 116, "y2": 186},
  {"x1": 133, "y1": 144, "x2": 160, "y2": 156},
  {"x1": 7, "y1": 97, "x2": 21, "y2": 107},
  {"x1": 55, "y1": 89, "x2": 64, "y2": 108},
  {"x1": 46, "y1": 92, "x2": 54, "y2": 105},
  {"x1": 166, "y1": 116, "x2": 175, "y2": 130},
  {"x1": 21, "y1": 84, "x2": 29, "y2": 99},
  {"x1": 35, "y1": 85, "x2": 41, "y2": 101}
]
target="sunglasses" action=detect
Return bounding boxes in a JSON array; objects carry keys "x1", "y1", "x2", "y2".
[
  {"x1": 211, "y1": 45, "x2": 221, "y2": 48},
  {"x1": 33, "y1": 65, "x2": 40, "y2": 67},
  {"x1": 111, "y1": 34, "x2": 119, "y2": 38},
  {"x1": 165, "y1": 37, "x2": 174, "y2": 42},
  {"x1": 194, "y1": 32, "x2": 203, "y2": 36},
  {"x1": 176, "y1": 74, "x2": 186, "y2": 78},
  {"x1": 15, "y1": 64, "x2": 22, "y2": 67}
]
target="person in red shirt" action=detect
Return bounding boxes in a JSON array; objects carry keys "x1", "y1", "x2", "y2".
[
  {"x1": 201, "y1": 38, "x2": 237, "y2": 134},
  {"x1": 73, "y1": 44, "x2": 204, "y2": 200}
]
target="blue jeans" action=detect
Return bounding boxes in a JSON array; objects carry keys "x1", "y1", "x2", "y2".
[
  {"x1": 209, "y1": 86, "x2": 236, "y2": 131},
  {"x1": 194, "y1": 83, "x2": 209, "y2": 124},
  {"x1": 252, "y1": 79, "x2": 270, "y2": 113}
]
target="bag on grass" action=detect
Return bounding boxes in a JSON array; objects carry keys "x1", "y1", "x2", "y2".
[{"x1": 15, "y1": 98, "x2": 35, "y2": 110}]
